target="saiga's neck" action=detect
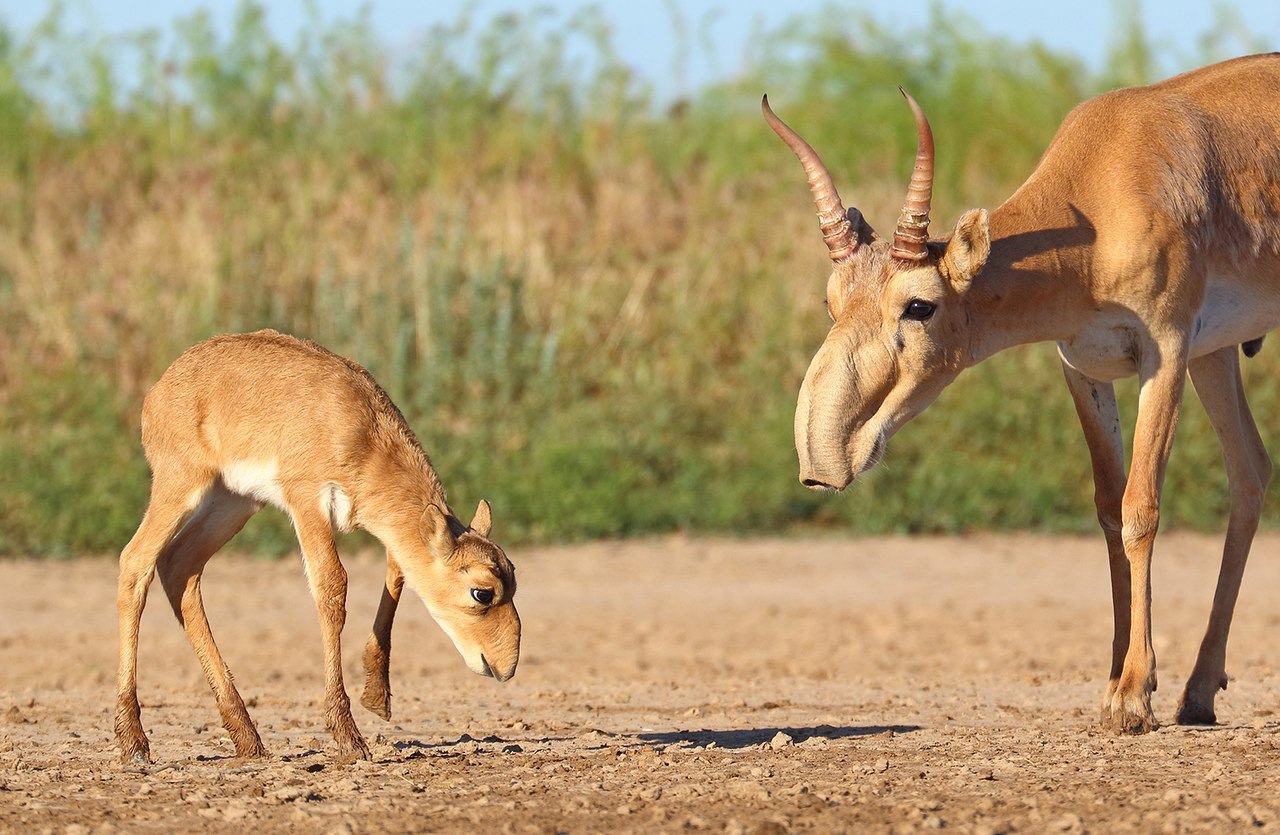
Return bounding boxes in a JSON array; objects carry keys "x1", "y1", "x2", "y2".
[{"x1": 963, "y1": 190, "x2": 1097, "y2": 364}]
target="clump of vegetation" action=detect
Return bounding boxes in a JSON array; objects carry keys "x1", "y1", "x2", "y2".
[{"x1": 0, "y1": 1, "x2": 1271, "y2": 554}]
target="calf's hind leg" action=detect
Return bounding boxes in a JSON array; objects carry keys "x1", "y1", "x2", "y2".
[
  {"x1": 156, "y1": 485, "x2": 266, "y2": 757},
  {"x1": 115, "y1": 466, "x2": 215, "y2": 763},
  {"x1": 1178, "y1": 346, "x2": 1271, "y2": 724}
]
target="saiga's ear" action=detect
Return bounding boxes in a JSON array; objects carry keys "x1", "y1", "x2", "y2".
[
  {"x1": 941, "y1": 208, "x2": 990, "y2": 290},
  {"x1": 848, "y1": 207, "x2": 878, "y2": 244},
  {"x1": 470, "y1": 499, "x2": 493, "y2": 538},
  {"x1": 420, "y1": 503, "x2": 458, "y2": 560}
]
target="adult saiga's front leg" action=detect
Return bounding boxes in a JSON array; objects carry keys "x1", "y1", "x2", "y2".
[
  {"x1": 1060, "y1": 359, "x2": 1131, "y2": 715},
  {"x1": 1104, "y1": 339, "x2": 1189, "y2": 734}
]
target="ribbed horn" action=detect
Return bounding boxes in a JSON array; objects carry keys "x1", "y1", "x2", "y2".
[
  {"x1": 891, "y1": 88, "x2": 935, "y2": 262},
  {"x1": 762, "y1": 95, "x2": 858, "y2": 262}
]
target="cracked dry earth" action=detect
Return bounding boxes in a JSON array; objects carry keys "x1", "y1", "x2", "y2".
[{"x1": 2, "y1": 533, "x2": 1278, "y2": 833}]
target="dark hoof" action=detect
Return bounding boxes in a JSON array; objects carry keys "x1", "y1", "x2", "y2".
[{"x1": 1175, "y1": 700, "x2": 1217, "y2": 726}]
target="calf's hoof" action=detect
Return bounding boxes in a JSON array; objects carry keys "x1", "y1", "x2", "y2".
[
  {"x1": 226, "y1": 722, "x2": 267, "y2": 759},
  {"x1": 336, "y1": 735, "x2": 372, "y2": 762},
  {"x1": 360, "y1": 683, "x2": 392, "y2": 722},
  {"x1": 327, "y1": 713, "x2": 372, "y2": 761},
  {"x1": 119, "y1": 745, "x2": 152, "y2": 765},
  {"x1": 115, "y1": 726, "x2": 152, "y2": 765}
]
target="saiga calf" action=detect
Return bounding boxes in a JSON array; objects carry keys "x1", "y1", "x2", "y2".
[{"x1": 114, "y1": 329, "x2": 520, "y2": 762}]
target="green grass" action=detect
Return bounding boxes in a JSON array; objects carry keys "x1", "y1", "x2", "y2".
[{"x1": 0, "y1": 1, "x2": 1273, "y2": 555}]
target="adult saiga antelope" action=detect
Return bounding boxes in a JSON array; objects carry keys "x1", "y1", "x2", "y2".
[
  {"x1": 766, "y1": 54, "x2": 1280, "y2": 733},
  {"x1": 115, "y1": 329, "x2": 520, "y2": 762}
]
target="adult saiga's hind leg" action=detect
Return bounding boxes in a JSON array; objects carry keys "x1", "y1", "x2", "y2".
[
  {"x1": 1178, "y1": 345, "x2": 1271, "y2": 724},
  {"x1": 156, "y1": 484, "x2": 266, "y2": 757}
]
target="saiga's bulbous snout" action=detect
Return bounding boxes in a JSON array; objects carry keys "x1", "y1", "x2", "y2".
[
  {"x1": 795, "y1": 345, "x2": 858, "y2": 491},
  {"x1": 476, "y1": 603, "x2": 520, "y2": 683}
]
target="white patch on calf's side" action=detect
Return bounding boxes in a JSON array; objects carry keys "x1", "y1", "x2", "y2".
[
  {"x1": 221, "y1": 460, "x2": 286, "y2": 509},
  {"x1": 320, "y1": 482, "x2": 354, "y2": 532}
]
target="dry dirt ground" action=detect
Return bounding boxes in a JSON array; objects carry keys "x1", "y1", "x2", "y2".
[{"x1": 2, "y1": 532, "x2": 1278, "y2": 833}]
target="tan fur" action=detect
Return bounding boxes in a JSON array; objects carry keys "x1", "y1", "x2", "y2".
[
  {"x1": 114, "y1": 329, "x2": 520, "y2": 762},
  {"x1": 781, "y1": 55, "x2": 1280, "y2": 733}
]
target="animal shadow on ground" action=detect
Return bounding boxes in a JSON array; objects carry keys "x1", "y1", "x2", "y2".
[
  {"x1": 636, "y1": 724, "x2": 922, "y2": 750},
  {"x1": 392, "y1": 733, "x2": 530, "y2": 759}
]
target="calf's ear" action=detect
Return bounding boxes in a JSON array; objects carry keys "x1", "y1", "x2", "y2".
[
  {"x1": 470, "y1": 499, "x2": 493, "y2": 538},
  {"x1": 420, "y1": 503, "x2": 457, "y2": 559}
]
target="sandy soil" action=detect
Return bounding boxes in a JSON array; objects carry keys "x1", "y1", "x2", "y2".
[{"x1": 1, "y1": 532, "x2": 1278, "y2": 833}]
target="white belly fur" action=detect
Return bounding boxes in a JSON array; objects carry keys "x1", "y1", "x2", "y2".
[
  {"x1": 1188, "y1": 276, "x2": 1280, "y2": 359},
  {"x1": 221, "y1": 460, "x2": 287, "y2": 509}
]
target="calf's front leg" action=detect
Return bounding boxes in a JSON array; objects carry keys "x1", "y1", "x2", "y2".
[
  {"x1": 361, "y1": 554, "x2": 405, "y2": 721},
  {"x1": 291, "y1": 503, "x2": 370, "y2": 760}
]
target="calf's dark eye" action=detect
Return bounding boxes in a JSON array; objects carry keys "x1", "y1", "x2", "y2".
[
  {"x1": 903, "y1": 300, "x2": 936, "y2": 321},
  {"x1": 471, "y1": 588, "x2": 495, "y2": 605}
]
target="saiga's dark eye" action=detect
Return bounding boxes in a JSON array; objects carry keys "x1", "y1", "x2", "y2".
[
  {"x1": 471, "y1": 588, "x2": 495, "y2": 605},
  {"x1": 903, "y1": 300, "x2": 936, "y2": 321}
]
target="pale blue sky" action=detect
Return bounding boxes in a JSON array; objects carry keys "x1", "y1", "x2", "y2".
[{"x1": 3, "y1": 0, "x2": 1278, "y2": 96}]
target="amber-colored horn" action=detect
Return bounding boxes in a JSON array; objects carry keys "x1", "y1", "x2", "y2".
[
  {"x1": 891, "y1": 89, "x2": 935, "y2": 262},
  {"x1": 762, "y1": 95, "x2": 858, "y2": 262}
]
